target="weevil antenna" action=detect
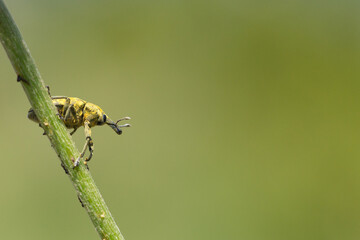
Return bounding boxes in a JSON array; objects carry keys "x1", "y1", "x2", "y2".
[
  {"x1": 116, "y1": 117, "x2": 131, "y2": 124},
  {"x1": 116, "y1": 117, "x2": 131, "y2": 128}
]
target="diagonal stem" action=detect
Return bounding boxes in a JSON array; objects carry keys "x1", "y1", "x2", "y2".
[{"x1": 0, "y1": 1, "x2": 125, "y2": 239}]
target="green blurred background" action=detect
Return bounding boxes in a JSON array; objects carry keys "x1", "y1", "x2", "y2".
[{"x1": 1, "y1": 0, "x2": 360, "y2": 239}]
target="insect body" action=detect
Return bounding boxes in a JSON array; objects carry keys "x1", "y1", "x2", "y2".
[{"x1": 28, "y1": 96, "x2": 130, "y2": 167}]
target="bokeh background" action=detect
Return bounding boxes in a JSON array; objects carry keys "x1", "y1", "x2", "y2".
[{"x1": 1, "y1": 0, "x2": 360, "y2": 239}]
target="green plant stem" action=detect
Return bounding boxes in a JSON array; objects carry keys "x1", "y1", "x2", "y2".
[{"x1": 0, "y1": 1, "x2": 125, "y2": 239}]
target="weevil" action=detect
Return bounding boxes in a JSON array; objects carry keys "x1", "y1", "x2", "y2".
[{"x1": 27, "y1": 87, "x2": 131, "y2": 167}]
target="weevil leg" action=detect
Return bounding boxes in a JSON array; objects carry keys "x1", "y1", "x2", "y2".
[
  {"x1": 70, "y1": 127, "x2": 78, "y2": 135},
  {"x1": 62, "y1": 98, "x2": 71, "y2": 119},
  {"x1": 56, "y1": 113, "x2": 65, "y2": 121},
  {"x1": 46, "y1": 85, "x2": 51, "y2": 96},
  {"x1": 63, "y1": 99, "x2": 78, "y2": 124},
  {"x1": 17, "y1": 75, "x2": 29, "y2": 84},
  {"x1": 70, "y1": 106, "x2": 77, "y2": 120},
  {"x1": 73, "y1": 121, "x2": 93, "y2": 167},
  {"x1": 74, "y1": 139, "x2": 89, "y2": 167},
  {"x1": 84, "y1": 121, "x2": 94, "y2": 163},
  {"x1": 65, "y1": 104, "x2": 78, "y2": 122},
  {"x1": 85, "y1": 143, "x2": 93, "y2": 162},
  {"x1": 74, "y1": 136, "x2": 93, "y2": 167}
]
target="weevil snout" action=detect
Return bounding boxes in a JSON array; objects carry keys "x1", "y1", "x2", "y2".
[
  {"x1": 110, "y1": 124, "x2": 122, "y2": 135},
  {"x1": 106, "y1": 117, "x2": 131, "y2": 135}
]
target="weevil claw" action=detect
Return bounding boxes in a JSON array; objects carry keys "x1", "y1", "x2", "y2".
[
  {"x1": 84, "y1": 161, "x2": 90, "y2": 170},
  {"x1": 56, "y1": 113, "x2": 65, "y2": 121},
  {"x1": 73, "y1": 158, "x2": 80, "y2": 168}
]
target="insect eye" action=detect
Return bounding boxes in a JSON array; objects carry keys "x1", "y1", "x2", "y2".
[{"x1": 103, "y1": 114, "x2": 107, "y2": 122}]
